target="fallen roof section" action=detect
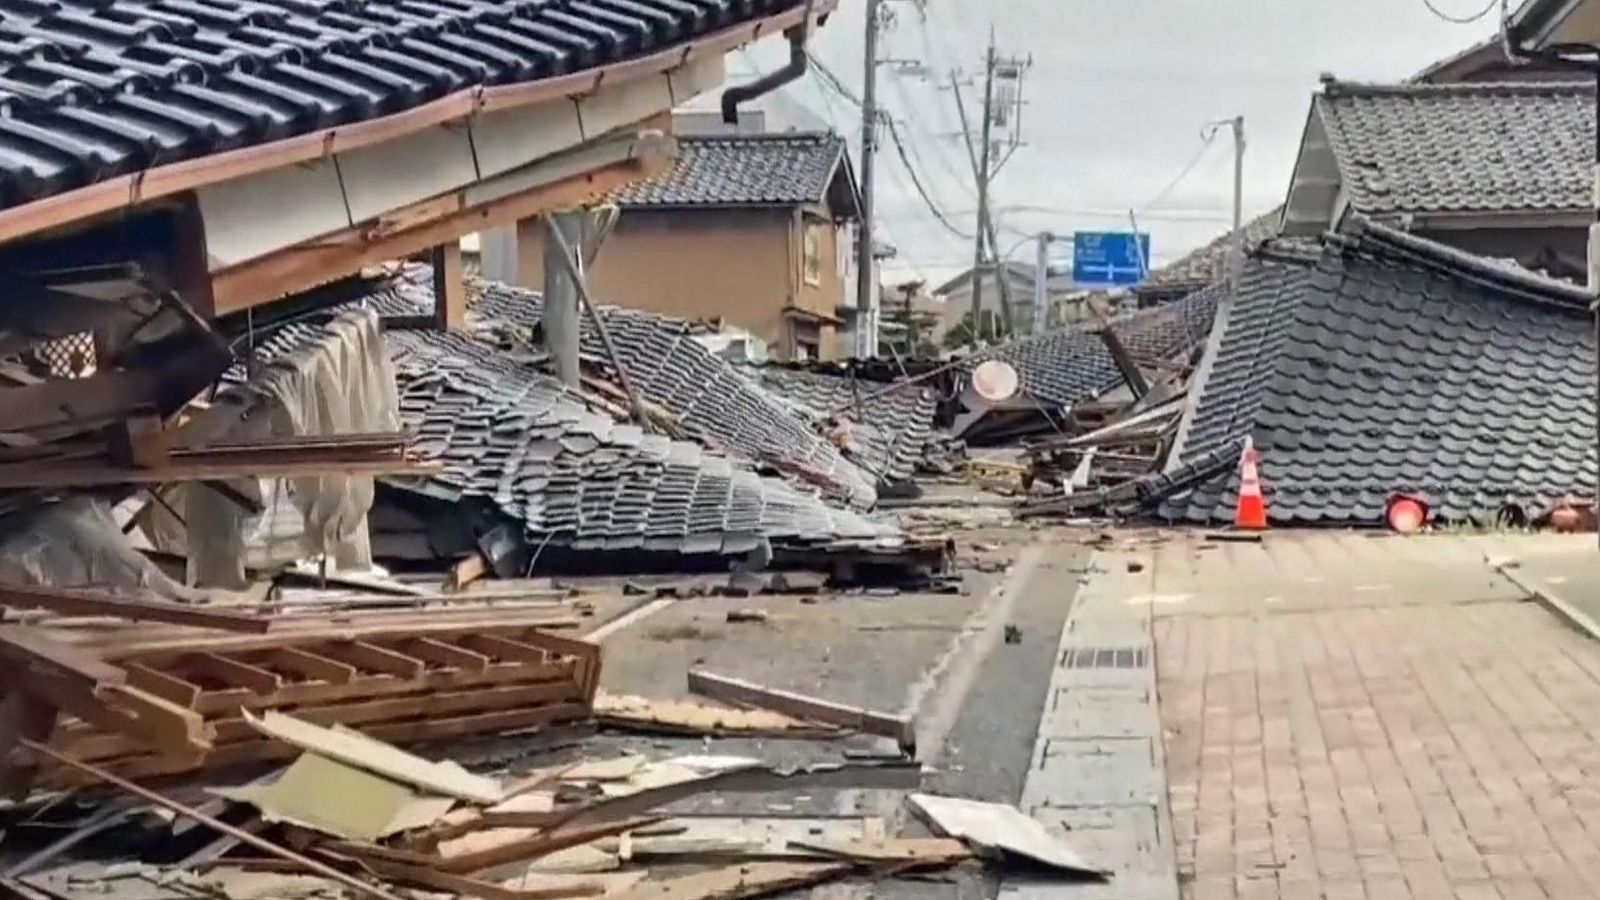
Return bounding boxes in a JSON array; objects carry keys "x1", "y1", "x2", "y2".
[
  {"x1": 1138, "y1": 207, "x2": 1282, "y2": 294},
  {"x1": 964, "y1": 282, "x2": 1229, "y2": 410},
  {"x1": 746, "y1": 364, "x2": 938, "y2": 488},
  {"x1": 373, "y1": 270, "x2": 881, "y2": 509},
  {"x1": 1150, "y1": 220, "x2": 1596, "y2": 525},
  {"x1": 378, "y1": 325, "x2": 905, "y2": 561}
]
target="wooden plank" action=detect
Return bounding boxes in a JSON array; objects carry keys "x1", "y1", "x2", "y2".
[
  {"x1": 432, "y1": 244, "x2": 468, "y2": 332},
  {"x1": 462, "y1": 634, "x2": 548, "y2": 663},
  {"x1": 787, "y1": 837, "x2": 972, "y2": 866},
  {"x1": 187, "y1": 660, "x2": 576, "y2": 716},
  {"x1": 124, "y1": 664, "x2": 203, "y2": 709},
  {"x1": 0, "y1": 584, "x2": 269, "y2": 633},
  {"x1": 322, "y1": 642, "x2": 425, "y2": 679},
  {"x1": 593, "y1": 693, "x2": 844, "y2": 740},
  {"x1": 89, "y1": 617, "x2": 581, "y2": 661},
  {"x1": 261, "y1": 648, "x2": 356, "y2": 684},
  {"x1": 338, "y1": 816, "x2": 658, "y2": 875},
  {"x1": 400, "y1": 638, "x2": 490, "y2": 672},
  {"x1": 60, "y1": 680, "x2": 585, "y2": 762},
  {"x1": 185, "y1": 653, "x2": 283, "y2": 694},
  {"x1": 40, "y1": 704, "x2": 594, "y2": 788},
  {"x1": 686, "y1": 669, "x2": 915, "y2": 752},
  {"x1": 0, "y1": 627, "x2": 125, "y2": 688},
  {"x1": 356, "y1": 859, "x2": 625, "y2": 900}
]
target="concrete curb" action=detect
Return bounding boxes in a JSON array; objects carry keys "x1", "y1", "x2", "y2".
[{"x1": 1495, "y1": 562, "x2": 1600, "y2": 644}]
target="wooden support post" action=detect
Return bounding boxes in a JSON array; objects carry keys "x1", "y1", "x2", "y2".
[
  {"x1": 431, "y1": 242, "x2": 467, "y2": 331},
  {"x1": 541, "y1": 211, "x2": 583, "y2": 388},
  {"x1": 515, "y1": 217, "x2": 543, "y2": 290}
]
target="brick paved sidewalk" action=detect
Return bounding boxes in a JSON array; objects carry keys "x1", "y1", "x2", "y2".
[{"x1": 1145, "y1": 533, "x2": 1600, "y2": 900}]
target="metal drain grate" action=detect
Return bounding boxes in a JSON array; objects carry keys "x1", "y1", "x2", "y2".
[{"x1": 1063, "y1": 646, "x2": 1147, "y2": 669}]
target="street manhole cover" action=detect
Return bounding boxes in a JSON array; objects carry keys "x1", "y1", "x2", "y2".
[{"x1": 1062, "y1": 646, "x2": 1147, "y2": 669}]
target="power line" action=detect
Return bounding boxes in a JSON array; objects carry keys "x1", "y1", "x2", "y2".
[
  {"x1": 809, "y1": 51, "x2": 971, "y2": 241},
  {"x1": 1420, "y1": 0, "x2": 1498, "y2": 24},
  {"x1": 1138, "y1": 125, "x2": 1224, "y2": 212},
  {"x1": 882, "y1": 116, "x2": 974, "y2": 240}
]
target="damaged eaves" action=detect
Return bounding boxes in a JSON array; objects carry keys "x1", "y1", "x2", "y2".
[{"x1": 0, "y1": 0, "x2": 818, "y2": 211}]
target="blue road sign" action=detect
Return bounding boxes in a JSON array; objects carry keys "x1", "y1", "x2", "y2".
[{"x1": 1072, "y1": 232, "x2": 1151, "y2": 287}]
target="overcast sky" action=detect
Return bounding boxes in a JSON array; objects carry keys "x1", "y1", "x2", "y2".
[{"x1": 710, "y1": 0, "x2": 1502, "y2": 286}]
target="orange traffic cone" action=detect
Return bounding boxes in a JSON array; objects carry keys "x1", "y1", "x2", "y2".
[{"x1": 1234, "y1": 437, "x2": 1267, "y2": 530}]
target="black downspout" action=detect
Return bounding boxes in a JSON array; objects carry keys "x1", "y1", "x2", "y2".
[{"x1": 721, "y1": 0, "x2": 815, "y2": 123}]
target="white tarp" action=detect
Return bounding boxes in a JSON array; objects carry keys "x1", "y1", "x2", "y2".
[{"x1": 144, "y1": 309, "x2": 400, "y2": 587}]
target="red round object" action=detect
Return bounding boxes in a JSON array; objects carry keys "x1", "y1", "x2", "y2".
[{"x1": 1386, "y1": 497, "x2": 1427, "y2": 534}]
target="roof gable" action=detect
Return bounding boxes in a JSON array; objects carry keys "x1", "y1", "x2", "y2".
[{"x1": 1286, "y1": 80, "x2": 1594, "y2": 232}]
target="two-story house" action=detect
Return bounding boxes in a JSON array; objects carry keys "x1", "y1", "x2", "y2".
[{"x1": 516, "y1": 128, "x2": 863, "y2": 361}]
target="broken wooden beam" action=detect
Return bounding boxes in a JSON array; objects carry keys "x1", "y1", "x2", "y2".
[
  {"x1": 0, "y1": 583, "x2": 270, "y2": 633},
  {"x1": 686, "y1": 669, "x2": 915, "y2": 753}
]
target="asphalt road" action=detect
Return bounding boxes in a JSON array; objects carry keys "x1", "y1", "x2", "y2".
[{"x1": 587, "y1": 532, "x2": 1090, "y2": 899}]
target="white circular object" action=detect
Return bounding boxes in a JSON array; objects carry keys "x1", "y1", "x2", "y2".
[{"x1": 971, "y1": 360, "x2": 1020, "y2": 402}]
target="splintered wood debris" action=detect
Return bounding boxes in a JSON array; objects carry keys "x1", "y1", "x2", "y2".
[
  {"x1": 686, "y1": 668, "x2": 916, "y2": 752},
  {"x1": 0, "y1": 576, "x2": 1105, "y2": 900}
]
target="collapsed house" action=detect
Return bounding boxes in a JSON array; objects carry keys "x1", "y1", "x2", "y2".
[
  {"x1": 378, "y1": 271, "x2": 883, "y2": 507},
  {"x1": 952, "y1": 282, "x2": 1227, "y2": 449},
  {"x1": 226, "y1": 299, "x2": 947, "y2": 584},
  {"x1": 1024, "y1": 220, "x2": 1596, "y2": 525},
  {"x1": 746, "y1": 363, "x2": 947, "y2": 491}
]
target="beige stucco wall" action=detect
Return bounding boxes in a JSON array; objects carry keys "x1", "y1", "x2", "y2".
[{"x1": 519, "y1": 207, "x2": 841, "y2": 360}]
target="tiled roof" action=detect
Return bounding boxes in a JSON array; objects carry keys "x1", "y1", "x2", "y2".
[
  {"x1": 1315, "y1": 80, "x2": 1592, "y2": 217},
  {"x1": 1141, "y1": 208, "x2": 1282, "y2": 291},
  {"x1": 384, "y1": 327, "x2": 900, "y2": 556},
  {"x1": 1154, "y1": 222, "x2": 1596, "y2": 525},
  {"x1": 372, "y1": 269, "x2": 881, "y2": 508},
  {"x1": 246, "y1": 309, "x2": 903, "y2": 559},
  {"x1": 0, "y1": 0, "x2": 805, "y2": 208},
  {"x1": 608, "y1": 132, "x2": 848, "y2": 209},
  {"x1": 746, "y1": 365, "x2": 937, "y2": 486},
  {"x1": 967, "y1": 282, "x2": 1228, "y2": 409}
]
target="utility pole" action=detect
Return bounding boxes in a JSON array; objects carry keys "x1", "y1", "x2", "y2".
[
  {"x1": 1033, "y1": 231, "x2": 1053, "y2": 333},
  {"x1": 971, "y1": 40, "x2": 997, "y2": 347},
  {"x1": 950, "y1": 34, "x2": 1029, "y2": 348},
  {"x1": 855, "y1": 0, "x2": 883, "y2": 359},
  {"x1": 1228, "y1": 115, "x2": 1245, "y2": 287}
]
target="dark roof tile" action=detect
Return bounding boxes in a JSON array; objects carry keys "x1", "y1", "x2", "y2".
[
  {"x1": 0, "y1": 0, "x2": 808, "y2": 207},
  {"x1": 369, "y1": 268, "x2": 881, "y2": 508},
  {"x1": 1156, "y1": 222, "x2": 1595, "y2": 525},
  {"x1": 1316, "y1": 80, "x2": 1593, "y2": 217},
  {"x1": 237, "y1": 308, "x2": 904, "y2": 560},
  {"x1": 609, "y1": 132, "x2": 846, "y2": 208},
  {"x1": 966, "y1": 282, "x2": 1228, "y2": 409}
]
